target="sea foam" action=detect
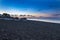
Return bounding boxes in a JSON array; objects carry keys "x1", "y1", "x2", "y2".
[{"x1": 27, "y1": 19, "x2": 60, "y2": 24}]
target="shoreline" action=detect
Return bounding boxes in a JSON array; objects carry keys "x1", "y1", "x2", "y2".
[{"x1": 27, "y1": 19, "x2": 60, "y2": 24}]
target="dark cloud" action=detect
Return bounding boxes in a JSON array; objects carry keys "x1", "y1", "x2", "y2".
[{"x1": 52, "y1": 14, "x2": 60, "y2": 16}]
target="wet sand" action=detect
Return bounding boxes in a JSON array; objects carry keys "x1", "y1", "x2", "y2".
[{"x1": 0, "y1": 20, "x2": 60, "y2": 40}]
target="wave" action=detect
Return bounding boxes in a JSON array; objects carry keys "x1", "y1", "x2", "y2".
[{"x1": 27, "y1": 19, "x2": 60, "y2": 24}]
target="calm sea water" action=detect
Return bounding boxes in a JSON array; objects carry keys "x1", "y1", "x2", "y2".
[{"x1": 27, "y1": 18, "x2": 60, "y2": 24}]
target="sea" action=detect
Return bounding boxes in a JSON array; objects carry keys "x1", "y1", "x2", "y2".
[{"x1": 27, "y1": 18, "x2": 60, "y2": 24}]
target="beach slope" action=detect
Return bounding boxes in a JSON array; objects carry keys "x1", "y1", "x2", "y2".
[{"x1": 0, "y1": 20, "x2": 60, "y2": 40}]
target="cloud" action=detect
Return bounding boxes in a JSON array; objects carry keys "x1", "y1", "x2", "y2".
[{"x1": 27, "y1": 13, "x2": 60, "y2": 19}]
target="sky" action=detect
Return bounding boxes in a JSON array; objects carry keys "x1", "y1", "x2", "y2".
[{"x1": 0, "y1": 0, "x2": 60, "y2": 19}]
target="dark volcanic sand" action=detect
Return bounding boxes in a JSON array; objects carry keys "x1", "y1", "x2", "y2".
[{"x1": 0, "y1": 20, "x2": 60, "y2": 40}]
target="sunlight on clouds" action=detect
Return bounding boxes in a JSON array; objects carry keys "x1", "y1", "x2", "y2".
[
  {"x1": 0, "y1": 8, "x2": 58, "y2": 18},
  {"x1": 0, "y1": 8, "x2": 31, "y2": 15},
  {"x1": 31, "y1": 14, "x2": 52, "y2": 17},
  {"x1": 0, "y1": 8, "x2": 53, "y2": 18}
]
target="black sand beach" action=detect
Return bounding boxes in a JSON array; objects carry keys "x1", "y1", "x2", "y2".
[{"x1": 0, "y1": 20, "x2": 60, "y2": 40}]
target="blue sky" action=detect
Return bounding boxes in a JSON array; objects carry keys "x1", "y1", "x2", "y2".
[
  {"x1": 0, "y1": 0, "x2": 60, "y2": 18},
  {"x1": 1, "y1": 0, "x2": 60, "y2": 12}
]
